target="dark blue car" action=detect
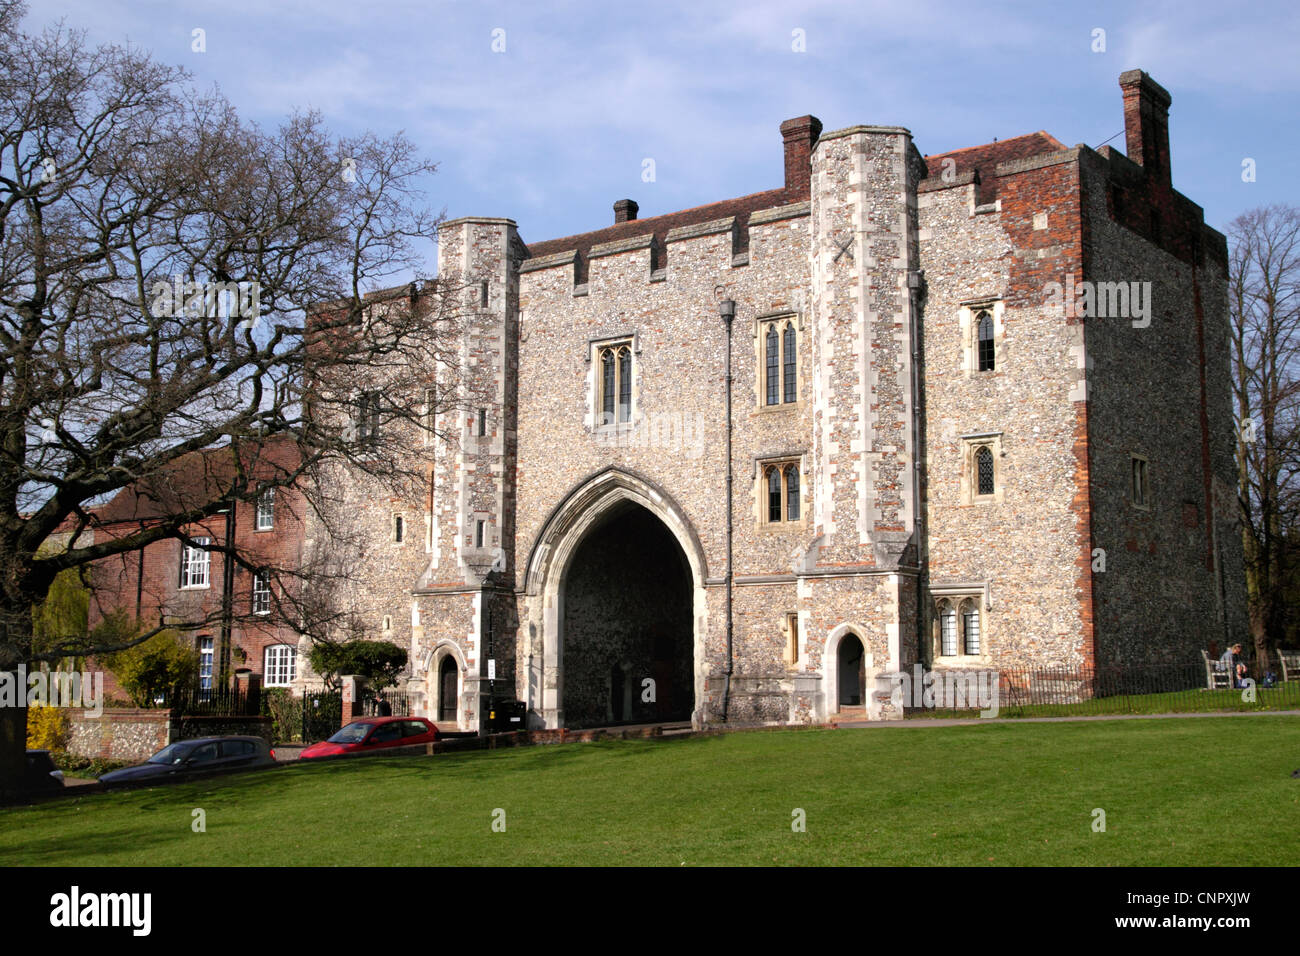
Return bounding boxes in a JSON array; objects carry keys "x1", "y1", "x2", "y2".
[{"x1": 98, "y1": 736, "x2": 276, "y2": 787}]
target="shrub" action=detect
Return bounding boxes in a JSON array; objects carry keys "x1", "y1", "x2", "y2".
[
  {"x1": 262, "y1": 688, "x2": 302, "y2": 743},
  {"x1": 308, "y1": 640, "x2": 407, "y2": 691},
  {"x1": 98, "y1": 615, "x2": 199, "y2": 707},
  {"x1": 25, "y1": 703, "x2": 70, "y2": 753}
]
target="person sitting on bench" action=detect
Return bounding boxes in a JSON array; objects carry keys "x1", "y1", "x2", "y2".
[{"x1": 1219, "y1": 643, "x2": 1248, "y2": 688}]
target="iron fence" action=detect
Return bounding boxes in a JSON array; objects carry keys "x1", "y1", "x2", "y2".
[
  {"x1": 359, "y1": 688, "x2": 414, "y2": 717},
  {"x1": 910, "y1": 658, "x2": 1300, "y2": 719}
]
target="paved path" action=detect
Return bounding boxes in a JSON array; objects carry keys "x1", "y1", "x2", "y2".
[{"x1": 834, "y1": 709, "x2": 1300, "y2": 729}]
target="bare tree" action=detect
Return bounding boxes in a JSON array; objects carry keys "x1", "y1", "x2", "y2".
[
  {"x1": 1228, "y1": 204, "x2": 1300, "y2": 671},
  {"x1": 0, "y1": 2, "x2": 469, "y2": 788}
]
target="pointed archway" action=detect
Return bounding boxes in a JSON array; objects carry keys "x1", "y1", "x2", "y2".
[{"x1": 521, "y1": 468, "x2": 708, "y2": 730}]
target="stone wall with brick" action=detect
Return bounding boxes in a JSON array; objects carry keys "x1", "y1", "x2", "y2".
[
  {"x1": 916, "y1": 148, "x2": 1091, "y2": 670},
  {"x1": 68, "y1": 708, "x2": 169, "y2": 763},
  {"x1": 1077, "y1": 76, "x2": 1248, "y2": 664}
]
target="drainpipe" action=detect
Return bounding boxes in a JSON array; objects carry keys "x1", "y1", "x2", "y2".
[
  {"x1": 218, "y1": 497, "x2": 236, "y2": 689},
  {"x1": 909, "y1": 271, "x2": 927, "y2": 673},
  {"x1": 719, "y1": 297, "x2": 736, "y2": 722}
]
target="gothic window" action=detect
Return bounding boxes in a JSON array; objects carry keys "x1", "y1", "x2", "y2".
[
  {"x1": 976, "y1": 311, "x2": 995, "y2": 372},
  {"x1": 355, "y1": 391, "x2": 381, "y2": 444},
  {"x1": 762, "y1": 461, "x2": 802, "y2": 524},
  {"x1": 599, "y1": 342, "x2": 633, "y2": 425},
  {"x1": 761, "y1": 317, "x2": 797, "y2": 406},
  {"x1": 766, "y1": 325, "x2": 779, "y2": 405},
  {"x1": 783, "y1": 322, "x2": 797, "y2": 403},
  {"x1": 961, "y1": 599, "x2": 981, "y2": 655},
  {"x1": 934, "y1": 594, "x2": 985, "y2": 660},
  {"x1": 976, "y1": 446, "x2": 995, "y2": 496},
  {"x1": 939, "y1": 601, "x2": 958, "y2": 657}
]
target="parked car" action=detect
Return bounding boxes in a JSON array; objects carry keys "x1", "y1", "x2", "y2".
[
  {"x1": 300, "y1": 717, "x2": 438, "y2": 759},
  {"x1": 24, "y1": 750, "x2": 65, "y2": 791},
  {"x1": 98, "y1": 736, "x2": 276, "y2": 786}
]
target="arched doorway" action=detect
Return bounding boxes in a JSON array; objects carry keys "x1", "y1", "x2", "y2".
[
  {"x1": 438, "y1": 656, "x2": 458, "y2": 723},
  {"x1": 838, "y1": 633, "x2": 865, "y2": 707},
  {"x1": 561, "y1": 504, "x2": 694, "y2": 728}
]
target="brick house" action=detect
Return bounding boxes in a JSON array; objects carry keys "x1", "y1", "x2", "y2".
[
  {"x1": 308, "y1": 69, "x2": 1246, "y2": 730},
  {"x1": 88, "y1": 436, "x2": 308, "y2": 701}
]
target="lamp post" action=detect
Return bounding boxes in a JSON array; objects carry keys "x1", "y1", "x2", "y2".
[{"x1": 719, "y1": 297, "x2": 735, "y2": 722}]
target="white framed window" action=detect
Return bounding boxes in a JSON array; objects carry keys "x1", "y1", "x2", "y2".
[
  {"x1": 255, "y1": 485, "x2": 274, "y2": 530},
  {"x1": 252, "y1": 570, "x2": 271, "y2": 615},
  {"x1": 264, "y1": 644, "x2": 296, "y2": 687},
  {"x1": 198, "y1": 635, "x2": 214, "y2": 691},
  {"x1": 179, "y1": 537, "x2": 211, "y2": 589}
]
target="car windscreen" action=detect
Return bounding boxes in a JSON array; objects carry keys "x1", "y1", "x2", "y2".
[
  {"x1": 147, "y1": 743, "x2": 194, "y2": 765},
  {"x1": 326, "y1": 723, "x2": 373, "y2": 744}
]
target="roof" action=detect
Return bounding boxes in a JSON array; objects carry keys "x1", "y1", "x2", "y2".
[
  {"x1": 522, "y1": 131, "x2": 1067, "y2": 265},
  {"x1": 924, "y1": 131, "x2": 1066, "y2": 201},
  {"x1": 524, "y1": 187, "x2": 794, "y2": 267},
  {"x1": 95, "y1": 434, "x2": 302, "y2": 525}
]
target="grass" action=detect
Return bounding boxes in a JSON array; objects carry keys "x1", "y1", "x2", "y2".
[
  {"x1": 919, "y1": 684, "x2": 1300, "y2": 719},
  {"x1": 3, "y1": 715, "x2": 1298, "y2": 866}
]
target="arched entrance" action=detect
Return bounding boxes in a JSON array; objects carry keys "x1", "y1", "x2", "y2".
[
  {"x1": 561, "y1": 504, "x2": 693, "y2": 728},
  {"x1": 438, "y1": 656, "x2": 458, "y2": 722},
  {"x1": 522, "y1": 468, "x2": 708, "y2": 730},
  {"x1": 837, "y1": 633, "x2": 866, "y2": 708}
]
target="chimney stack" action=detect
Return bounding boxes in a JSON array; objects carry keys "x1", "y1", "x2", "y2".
[
  {"x1": 780, "y1": 115, "x2": 823, "y2": 198},
  {"x1": 614, "y1": 199, "x2": 638, "y2": 224},
  {"x1": 1118, "y1": 70, "x2": 1172, "y2": 183}
]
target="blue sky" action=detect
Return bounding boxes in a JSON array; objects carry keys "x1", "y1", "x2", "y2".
[{"x1": 25, "y1": 0, "x2": 1299, "y2": 263}]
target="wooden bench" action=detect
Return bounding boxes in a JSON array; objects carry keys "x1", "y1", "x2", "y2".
[
  {"x1": 1277, "y1": 650, "x2": 1300, "y2": 682},
  {"x1": 1202, "y1": 650, "x2": 1232, "y2": 690}
]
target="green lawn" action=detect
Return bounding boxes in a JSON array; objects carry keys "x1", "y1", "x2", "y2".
[{"x1": 3, "y1": 716, "x2": 1298, "y2": 866}]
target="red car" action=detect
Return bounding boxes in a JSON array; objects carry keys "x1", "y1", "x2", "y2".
[{"x1": 300, "y1": 717, "x2": 439, "y2": 759}]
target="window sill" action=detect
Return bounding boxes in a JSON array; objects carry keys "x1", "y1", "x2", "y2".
[
  {"x1": 752, "y1": 400, "x2": 802, "y2": 416},
  {"x1": 179, "y1": 585, "x2": 211, "y2": 592}
]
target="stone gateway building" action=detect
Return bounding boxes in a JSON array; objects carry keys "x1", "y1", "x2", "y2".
[{"x1": 311, "y1": 70, "x2": 1246, "y2": 731}]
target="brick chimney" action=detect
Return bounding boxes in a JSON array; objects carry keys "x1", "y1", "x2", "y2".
[
  {"x1": 613, "y1": 199, "x2": 638, "y2": 223},
  {"x1": 1119, "y1": 70, "x2": 1172, "y2": 183},
  {"x1": 780, "y1": 115, "x2": 822, "y2": 197}
]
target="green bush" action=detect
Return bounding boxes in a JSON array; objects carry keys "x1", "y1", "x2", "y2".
[
  {"x1": 52, "y1": 752, "x2": 128, "y2": 778},
  {"x1": 262, "y1": 688, "x2": 302, "y2": 743},
  {"x1": 308, "y1": 639, "x2": 407, "y2": 691},
  {"x1": 98, "y1": 613, "x2": 199, "y2": 707}
]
